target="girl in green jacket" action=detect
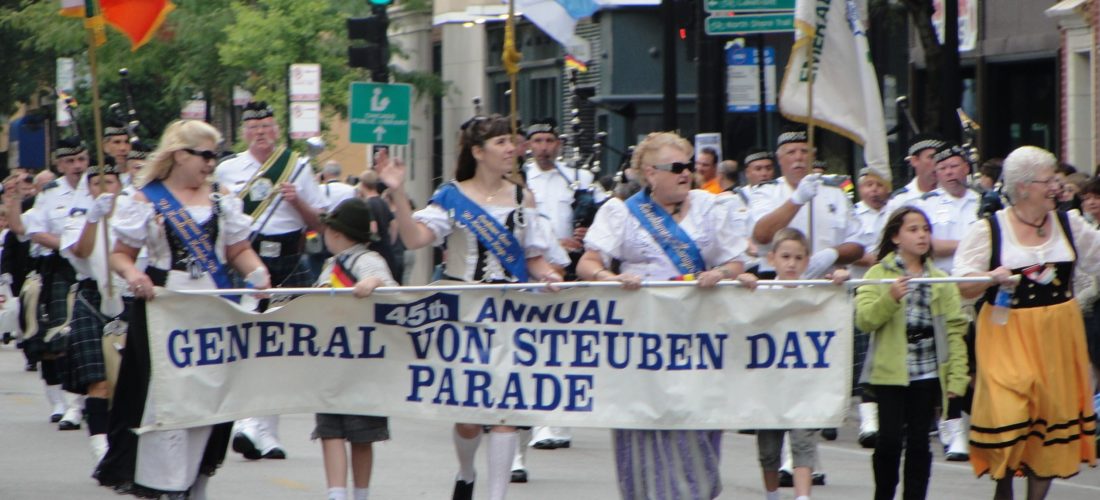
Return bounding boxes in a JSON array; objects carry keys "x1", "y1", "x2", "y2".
[{"x1": 854, "y1": 206, "x2": 970, "y2": 500}]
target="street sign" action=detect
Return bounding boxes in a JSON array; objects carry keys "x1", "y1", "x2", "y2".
[
  {"x1": 704, "y1": 0, "x2": 794, "y2": 12},
  {"x1": 349, "y1": 82, "x2": 411, "y2": 145},
  {"x1": 289, "y1": 101, "x2": 321, "y2": 139},
  {"x1": 726, "y1": 46, "x2": 776, "y2": 112},
  {"x1": 289, "y1": 63, "x2": 321, "y2": 102},
  {"x1": 705, "y1": 13, "x2": 794, "y2": 35}
]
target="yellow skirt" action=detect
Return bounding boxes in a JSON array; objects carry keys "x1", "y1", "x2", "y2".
[{"x1": 970, "y1": 300, "x2": 1097, "y2": 479}]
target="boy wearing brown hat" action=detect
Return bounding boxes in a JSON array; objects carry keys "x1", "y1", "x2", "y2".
[{"x1": 313, "y1": 197, "x2": 396, "y2": 500}]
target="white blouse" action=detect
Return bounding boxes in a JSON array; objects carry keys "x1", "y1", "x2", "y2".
[
  {"x1": 953, "y1": 209, "x2": 1100, "y2": 276},
  {"x1": 412, "y1": 191, "x2": 552, "y2": 282},
  {"x1": 111, "y1": 189, "x2": 253, "y2": 274},
  {"x1": 584, "y1": 190, "x2": 749, "y2": 280}
]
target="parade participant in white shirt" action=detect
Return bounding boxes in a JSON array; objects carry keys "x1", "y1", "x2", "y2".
[
  {"x1": 883, "y1": 134, "x2": 944, "y2": 214},
  {"x1": 318, "y1": 160, "x2": 356, "y2": 211},
  {"x1": 910, "y1": 143, "x2": 981, "y2": 274},
  {"x1": 102, "y1": 119, "x2": 132, "y2": 176},
  {"x1": 216, "y1": 101, "x2": 326, "y2": 461},
  {"x1": 750, "y1": 129, "x2": 864, "y2": 279},
  {"x1": 22, "y1": 136, "x2": 94, "y2": 432},
  {"x1": 124, "y1": 140, "x2": 153, "y2": 187}
]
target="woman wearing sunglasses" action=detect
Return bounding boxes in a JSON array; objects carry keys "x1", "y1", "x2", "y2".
[
  {"x1": 377, "y1": 114, "x2": 561, "y2": 500},
  {"x1": 97, "y1": 120, "x2": 270, "y2": 499},
  {"x1": 954, "y1": 146, "x2": 1097, "y2": 500},
  {"x1": 576, "y1": 131, "x2": 750, "y2": 499}
]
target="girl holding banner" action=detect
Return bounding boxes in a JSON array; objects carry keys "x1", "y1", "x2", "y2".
[
  {"x1": 377, "y1": 114, "x2": 561, "y2": 500},
  {"x1": 97, "y1": 120, "x2": 270, "y2": 499},
  {"x1": 854, "y1": 206, "x2": 970, "y2": 500},
  {"x1": 576, "y1": 131, "x2": 749, "y2": 500}
]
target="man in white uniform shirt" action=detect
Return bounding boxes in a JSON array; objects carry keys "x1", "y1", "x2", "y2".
[
  {"x1": 21, "y1": 136, "x2": 93, "y2": 432},
  {"x1": 883, "y1": 133, "x2": 944, "y2": 215},
  {"x1": 317, "y1": 160, "x2": 356, "y2": 211},
  {"x1": 910, "y1": 143, "x2": 981, "y2": 273},
  {"x1": 216, "y1": 102, "x2": 326, "y2": 461},
  {"x1": 750, "y1": 129, "x2": 864, "y2": 279}
]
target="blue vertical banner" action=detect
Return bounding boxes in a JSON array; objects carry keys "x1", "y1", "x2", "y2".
[{"x1": 725, "y1": 46, "x2": 776, "y2": 113}]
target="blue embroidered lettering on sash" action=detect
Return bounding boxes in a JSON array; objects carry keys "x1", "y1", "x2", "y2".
[
  {"x1": 625, "y1": 191, "x2": 705, "y2": 276},
  {"x1": 431, "y1": 182, "x2": 529, "y2": 282},
  {"x1": 142, "y1": 181, "x2": 237, "y2": 299}
]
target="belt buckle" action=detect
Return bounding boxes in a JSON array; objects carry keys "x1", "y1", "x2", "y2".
[
  {"x1": 259, "y1": 240, "x2": 282, "y2": 258},
  {"x1": 184, "y1": 257, "x2": 206, "y2": 279}
]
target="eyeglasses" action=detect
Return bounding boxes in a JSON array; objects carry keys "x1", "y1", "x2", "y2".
[
  {"x1": 1028, "y1": 177, "x2": 1064, "y2": 188},
  {"x1": 652, "y1": 162, "x2": 695, "y2": 174},
  {"x1": 183, "y1": 148, "x2": 219, "y2": 161}
]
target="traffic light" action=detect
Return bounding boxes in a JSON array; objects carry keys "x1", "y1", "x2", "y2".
[{"x1": 348, "y1": 3, "x2": 390, "y2": 81}]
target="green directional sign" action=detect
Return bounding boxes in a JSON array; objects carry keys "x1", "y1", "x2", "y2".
[
  {"x1": 349, "y1": 82, "x2": 411, "y2": 145},
  {"x1": 705, "y1": 13, "x2": 794, "y2": 35},
  {"x1": 704, "y1": 0, "x2": 795, "y2": 12}
]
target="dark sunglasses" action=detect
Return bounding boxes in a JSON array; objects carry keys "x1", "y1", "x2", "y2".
[
  {"x1": 183, "y1": 148, "x2": 219, "y2": 161},
  {"x1": 652, "y1": 161, "x2": 695, "y2": 174}
]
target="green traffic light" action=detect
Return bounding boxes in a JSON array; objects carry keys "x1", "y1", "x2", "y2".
[{"x1": 369, "y1": 0, "x2": 392, "y2": 5}]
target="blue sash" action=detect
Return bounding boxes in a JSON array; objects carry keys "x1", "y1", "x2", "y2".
[
  {"x1": 431, "y1": 182, "x2": 529, "y2": 282},
  {"x1": 624, "y1": 191, "x2": 705, "y2": 276},
  {"x1": 141, "y1": 181, "x2": 235, "y2": 292}
]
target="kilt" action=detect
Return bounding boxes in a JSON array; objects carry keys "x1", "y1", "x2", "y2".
[
  {"x1": 65, "y1": 281, "x2": 110, "y2": 394},
  {"x1": 44, "y1": 256, "x2": 77, "y2": 330},
  {"x1": 263, "y1": 253, "x2": 313, "y2": 288}
]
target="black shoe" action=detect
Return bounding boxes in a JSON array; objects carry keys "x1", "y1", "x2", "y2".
[
  {"x1": 452, "y1": 479, "x2": 474, "y2": 500},
  {"x1": 49, "y1": 413, "x2": 63, "y2": 423},
  {"x1": 262, "y1": 447, "x2": 287, "y2": 459},
  {"x1": 25, "y1": 362, "x2": 37, "y2": 372},
  {"x1": 858, "y1": 431, "x2": 878, "y2": 449},
  {"x1": 58, "y1": 420, "x2": 81, "y2": 431},
  {"x1": 511, "y1": 469, "x2": 528, "y2": 483},
  {"x1": 232, "y1": 433, "x2": 262, "y2": 460},
  {"x1": 812, "y1": 472, "x2": 826, "y2": 486},
  {"x1": 532, "y1": 439, "x2": 557, "y2": 450},
  {"x1": 554, "y1": 439, "x2": 571, "y2": 449},
  {"x1": 778, "y1": 470, "x2": 793, "y2": 487},
  {"x1": 821, "y1": 428, "x2": 838, "y2": 441},
  {"x1": 945, "y1": 451, "x2": 969, "y2": 462},
  {"x1": 736, "y1": 429, "x2": 756, "y2": 435},
  {"x1": 110, "y1": 481, "x2": 134, "y2": 495}
]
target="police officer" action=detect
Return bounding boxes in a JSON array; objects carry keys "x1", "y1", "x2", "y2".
[
  {"x1": 749, "y1": 129, "x2": 864, "y2": 279},
  {"x1": 22, "y1": 136, "x2": 94, "y2": 431},
  {"x1": 883, "y1": 133, "x2": 944, "y2": 215},
  {"x1": 216, "y1": 101, "x2": 326, "y2": 460}
]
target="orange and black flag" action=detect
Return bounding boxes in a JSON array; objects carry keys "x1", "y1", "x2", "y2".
[{"x1": 61, "y1": 0, "x2": 176, "y2": 50}]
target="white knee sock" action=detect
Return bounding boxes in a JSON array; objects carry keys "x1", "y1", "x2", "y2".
[
  {"x1": 512, "y1": 428, "x2": 530, "y2": 471},
  {"x1": 327, "y1": 487, "x2": 347, "y2": 500},
  {"x1": 765, "y1": 490, "x2": 780, "y2": 500},
  {"x1": 487, "y1": 432, "x2": 517, "y2": 500},
  {"x1": 453, "y1": 428, "x2": 481, "y2": 483},
  {"x1": 190, "y1": 474, "x2": 210, "y2": 500},
  {"x1": 353, "y1": 487, "x2": 369, "y2": 500}
]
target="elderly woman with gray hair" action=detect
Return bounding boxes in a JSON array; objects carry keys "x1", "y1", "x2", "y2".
[{"x1": 953, "y1": 146, "x2": 1097, "y2": 499}]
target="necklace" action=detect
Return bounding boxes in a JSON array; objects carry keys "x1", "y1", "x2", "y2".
[
  {"x1": 480, "y1": 182, "x2": 509, "y2": 203},
  {"x1": 1013, "y1": 208, "x2": 1048, "y2": 237}
]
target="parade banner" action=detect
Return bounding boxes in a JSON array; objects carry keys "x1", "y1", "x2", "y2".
[{"x1": 142, "y1": 285, "x2": 852, "y2": 432}]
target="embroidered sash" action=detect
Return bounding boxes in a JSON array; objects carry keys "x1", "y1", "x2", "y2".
[
  {"x1": 141, "y1": 181, "x2": 234, "y2": 292},
  {"x1": 238, "y1": 146, "x2": 298, "y2": 219},
  {"x1": 624, "y1": 191, "x2": 705, "y2": 276},
  {"x1": 431, "y1": 182, "x2": 529, "y2": 282}
]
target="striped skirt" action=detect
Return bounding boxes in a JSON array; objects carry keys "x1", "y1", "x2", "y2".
[
  {"x1": 969, "y1": 300, "x2": 1097, "y2": 479},
  {"x1": 612, "y1": 429, "x2": 722, "y2": 500}
]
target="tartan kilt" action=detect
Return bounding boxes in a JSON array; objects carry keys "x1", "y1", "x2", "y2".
[
  {"x1": 45, "y1": 259, "x2": 77, "y2": 330},
  {"x1": 263, "y1": 253, "x2": 314, "y2": 288},
  {"x1": 65, "y1": 284, "x2": 110, "y2": 394},
  {"x1": 22, "y1": 263, "x2": 77, "y2": 363}
]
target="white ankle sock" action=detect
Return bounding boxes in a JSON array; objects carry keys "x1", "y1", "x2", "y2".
[
  {"x1": 487, "y1": 432, "x2": 517, "y2": 500},
  {"x1": 327, "y1": 487, "x2": 347, "y2": 500},
  {"x1": 353, "y1": 487, "x2": 369, "y2": 500},
  {"x1": 765, "y1": 490, "x2": 780, "y2": 500},
  {"x1": 453, "y1": 428, "x2": 481, "y2": 483},
  {"x1": 796, "y1": 496, "x2": 811, "y2": 500},
  {"x1": 190, "y1": 474, "x2": 210, "y2": 500}
]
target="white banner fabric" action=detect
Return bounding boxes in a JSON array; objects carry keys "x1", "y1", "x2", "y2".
[{"x1": 143, "y1": 285, "x2": 853, "y2": 432}]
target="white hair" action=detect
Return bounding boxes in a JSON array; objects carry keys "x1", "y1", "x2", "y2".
[{"x1": 1002, "y1": 146, "x2": 1057, "y2": 204}]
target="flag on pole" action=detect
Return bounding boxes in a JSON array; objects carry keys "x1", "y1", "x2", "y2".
[
  {"x1": 516, "y1": 0, "x2": 599, "y2": 47},
  {"x1": 100, "y1": 0, "x2": 176, "y2": 50},
  {"x1": 59, "y1": 0, "x2": 84, "y2": 17},
  {"x1": 502, "y1": 10, "x2": 522, "y2": 76},
  {"x1": 778, "y1": 0, "x2": 890, "y2": 180},
  {"x1": 82, "y1": 0, "x2": 107, "y2": 47}
]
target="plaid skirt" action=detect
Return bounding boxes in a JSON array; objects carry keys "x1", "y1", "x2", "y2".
[{"x1": 65, "y1": 282, "x2": 110, "y2": 393}]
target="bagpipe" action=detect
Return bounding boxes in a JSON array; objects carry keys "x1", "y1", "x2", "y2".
[{"x1": 560, "y1": 69, "x2": 605, "y2": 229}]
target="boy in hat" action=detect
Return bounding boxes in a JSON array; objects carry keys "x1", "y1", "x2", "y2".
[{"x1": 313, "y1": 198, "x2": 396, "y2": 500}]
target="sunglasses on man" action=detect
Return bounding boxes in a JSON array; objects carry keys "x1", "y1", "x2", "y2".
[{"x1": 652, "y1": 161, "x2": 696, "y2": 174}]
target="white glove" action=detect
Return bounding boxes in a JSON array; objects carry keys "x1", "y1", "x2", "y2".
[
  {"x1": 790, "y1": 173, "x2": 823, "y2": 205},
  {"x1": 245, "y1": 267, "x2": 271, "y2": 289},
  {"x1": 804, "y1": 247, "x2": 839, "y2": 279},
  {"x1": 87, "y1": 193, "x2": 116, "y2": 223}
]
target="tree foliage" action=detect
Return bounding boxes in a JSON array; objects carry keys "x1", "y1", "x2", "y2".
[{"x1": 0, "y1": 0, "x2": 444, "y2": 146}]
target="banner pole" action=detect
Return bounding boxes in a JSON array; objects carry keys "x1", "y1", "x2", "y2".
[
  {"x1": 85, "y1": 3, "x2": 113, "y2": 299},
  {"x1": 804, "y1": 14, "x2": 817, "y2": 254}
]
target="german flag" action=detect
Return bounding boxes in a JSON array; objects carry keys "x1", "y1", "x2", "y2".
[{"x1": 330, "y1": 261, "x2": 356, "y2": 289}]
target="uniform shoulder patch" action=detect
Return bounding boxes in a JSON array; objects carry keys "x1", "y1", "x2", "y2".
[
  {"x1": 890, "y1": 186, "x2": 909, "y2": 197},
  {"x1": 42, "y1": 180, "x2": 59, "y2": 191},
  {"x1": 919, "y1": 190, "x2": 941, "y2": 200},
  {"x1": 69, "y1": 207, "x2": 88, "y2": 216}
]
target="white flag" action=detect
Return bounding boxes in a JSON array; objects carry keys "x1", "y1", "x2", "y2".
[{"x1": 779, "y1": 0, "x2": 890, "y2": 180}]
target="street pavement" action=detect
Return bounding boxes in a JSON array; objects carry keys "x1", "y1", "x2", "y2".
[{"x1": 1, "y1": 344, "x2": 1098, "y2": 499}]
